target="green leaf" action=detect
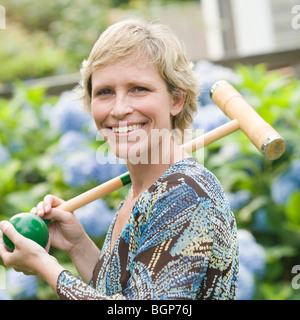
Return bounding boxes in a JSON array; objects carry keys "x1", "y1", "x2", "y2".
[
  {"x1": 0, "y1": 160, "x2": 22, "y2": 186},
  {"x1": 238, "y1": 196, "x2": 269, "y2": 222},
  {"x1": 5, "y1": 191, "x2": 36, "y2": 214},
  {"x1": 286, "y1": 191, "x2": 300, "y2": 226},
  {"x1": 259, "y1": 282, "x2": 293, "y2": 300}
]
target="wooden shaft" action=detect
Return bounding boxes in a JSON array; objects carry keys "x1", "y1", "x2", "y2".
[
  {"x1": 182, "y1": 119, "x2": 240, "y2": 154},
  {"x1": 56, "y1": 81, "x2": 286, "y2": 212},
  {"x1": 55, "y1": 120, "x2": 240, "y2": 212},
  {"x1": 210, "y1": 80, "x2": 286, "y2": 160},
  {"x1": 57, "y1": 175, "x2": 125, "y2": 212}
]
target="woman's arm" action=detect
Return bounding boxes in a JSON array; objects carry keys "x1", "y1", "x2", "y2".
[
  {"x1": 67, "y1": 233, "x2": 100, "y2": 284},
  {"x1": 33, "y1": 194, "x2": 100, "y2": 283}
]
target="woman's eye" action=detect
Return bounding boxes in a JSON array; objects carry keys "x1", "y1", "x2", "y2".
[
  {"x1": 95, "y1": 89, "x2": 113, "y2": 97},
  {"x1": 99, "y1": 89, "x2": 112, "y2": 95},
  {"x1": 133, "y1": 87, "x2": 149, "y2": 93}
]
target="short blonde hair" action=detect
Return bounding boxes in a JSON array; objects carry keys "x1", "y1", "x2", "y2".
[{"x1": 75, "y1": 18, "x2": 200, "y2": 135}]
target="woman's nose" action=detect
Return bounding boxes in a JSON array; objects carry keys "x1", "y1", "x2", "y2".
[{"x1": 110, "y1": 94, "x2": 133, "y2": 119}]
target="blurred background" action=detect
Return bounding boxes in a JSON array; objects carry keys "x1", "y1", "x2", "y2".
[{"x1": 0, "y1": 0, "x2": 300, "y2": 300}]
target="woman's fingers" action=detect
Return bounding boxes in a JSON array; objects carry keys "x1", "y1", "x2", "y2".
[
  {"x1": 0, "y1": 221, "x2": 21, "y2": 247},
  {"x1": 0, "y1": 221, "x2": 23, "y2": 264},
  {"x1": 36, "y1": 201, "x2": 46, "y2": 217},
  {"x1": 44, "y1": 207, "x2": 73, "y2": 224},
  {"x1": 30, "y1": 195, "x2": 65, "y2": 218},
  {"x1": 43, "y1": 194, "x2": 65, "y2": 211}
]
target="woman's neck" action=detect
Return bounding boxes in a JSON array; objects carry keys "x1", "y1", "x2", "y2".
[{"x1": 126, "y1": 141, "x2": 190, "y2": 199}]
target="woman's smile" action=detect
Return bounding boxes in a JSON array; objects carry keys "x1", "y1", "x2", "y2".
[{"x1": 109, "y1": 122, "x2": 147, "y2": 136}]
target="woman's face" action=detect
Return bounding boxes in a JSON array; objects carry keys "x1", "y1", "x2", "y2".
[{"x1": 91, "y1": 56, "x2": 184, "y2": 164}]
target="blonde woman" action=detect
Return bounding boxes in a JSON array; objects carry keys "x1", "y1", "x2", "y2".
[{"x1": 0, "y1": 19, "x2": 238, "y2": 300}]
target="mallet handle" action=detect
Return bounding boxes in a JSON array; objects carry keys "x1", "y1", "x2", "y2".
[
  {"x1": 57, "y1": 175, "x2": 126, "y2": 212},
  {"x1": 210, "y1": 80, "x2": 286, "y2": 160},
  {"x1": 56, "y1": 120, "x2": 240, "y2": 212},
  {"x1": 56, "y1": 81, "x2": 286, "y2": 212},
  {"x1": 183, "y1": 119, "x2": 240, "y2": 153}
]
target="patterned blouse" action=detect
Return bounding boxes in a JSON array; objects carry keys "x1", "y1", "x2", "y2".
[{"x1": 57, "y1": 157, "x2": 239, "y2": 300}]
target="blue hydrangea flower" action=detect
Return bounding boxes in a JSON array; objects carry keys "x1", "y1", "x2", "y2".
[
  {"x1": 236, "y1": 229, "x2": 266, "y2": 300},
  {"x1": 95, "y1": 151, "x2": 128, "y2": 179},
  {"x1": 218, "y1": 143, "x2": 241, "y2": 161},
  {"x1": 237, "y1": 229, "x2": 266, "y2": 278},
  {"x1": 290, "y1": 160, "x2": 300, "y2": 182},
  {"x1": 0, "y1": 141, "x2": 10, "y2": 164},
  {"x1": 94, "y1": 161, "x2": 122, "y2": 183},
  {"x1": 61, "y1": 150, "x2": 100, "y2": 187},
  {"x1": 53, "y1": 130, "x2": 90, "y2": 166},
  {"x1": 49, "y1": 91, "x2": 92, "y2": 134},
  {"x1": 6, "y1": 269, "x2": 38, "y2": 299},
  {"x1": 226, "y1": 190, "x2": 252, "y2": 211},
  {"x1": 194, "y1": 60, "x2": 241, "y2": 107},
  {"x1": 58, "y1": 145, "x2": 128, "y2": 187},
  {"x1": 75, "y1": 199, "x2": 115, "y2": 238},
  {"x1": 236, "y1": 263, "x2": 255, "y2": 300},
  {"x1": 0, "y1": 289, "x2": 12, "y2": 300},
  {"x1": 192, "y1": 104, "x2": 229, "y2": 132},
  {"x1": 252, "y1": 208, "x2": 271, "y2": 234},
  {"x1": 271, "y1": 160, "x2": 300, "y2": 205},
  {"x1": 58, "y1": 130, "x2": 90, "y2": 153}
]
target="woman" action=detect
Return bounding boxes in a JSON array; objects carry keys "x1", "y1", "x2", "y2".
[{"x1": 0, "y1": 19, "x2": 238, "y2": 300}]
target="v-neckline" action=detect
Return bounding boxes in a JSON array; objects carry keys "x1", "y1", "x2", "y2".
[
  {"x1": 108, "y1": 157, "x2": 198, "y2": 255},
  {"x1": 109, "y1": 186, "x2": 136, "y2": 254}
]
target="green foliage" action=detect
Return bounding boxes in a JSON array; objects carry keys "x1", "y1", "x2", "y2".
[
  {"x1": 0, "y1": 84, "x2": 57, "y2": 217},
  {"x1": 0, "y1": 57, "x2": 299, "y2": 298},
  {"x1": 0, "y1": 0, "x2": 197, "y2": 83},
  {"x1": 0, "y1": 22, "x2": 73, "y2": 82},
  {"x1": 0, "y1": 81, "x2": 129, "y2": 299},
  {"x1": 1, "y1": 0, "x2": 111, "y2": 83},
  {"x1": 204, "y1": 64, "x2": 300, "y2": 300}
]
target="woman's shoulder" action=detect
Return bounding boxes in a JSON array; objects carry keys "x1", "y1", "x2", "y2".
[
  {"x1": 139, "y1": 157, "x2": 234, "y2": 225},
  {"x1": 149, "y1": 157, "x2": 224, "y2": 200},
  {"x1": 134, "y1": 157, "x2": 236, "y2": 246}
]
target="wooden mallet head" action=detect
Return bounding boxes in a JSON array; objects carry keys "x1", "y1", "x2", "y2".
[{"x1": 210, "y1": 80, "x2": 286, "y2": 160}]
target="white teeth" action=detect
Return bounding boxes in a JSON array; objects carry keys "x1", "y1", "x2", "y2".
[{"x1": 112, "y1": 124, "x2": 143, "y2": 133}]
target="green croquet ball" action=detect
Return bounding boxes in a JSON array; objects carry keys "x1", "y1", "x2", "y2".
[{"x1": 3, "y1": 212, "x2": 49, "y2": 252}]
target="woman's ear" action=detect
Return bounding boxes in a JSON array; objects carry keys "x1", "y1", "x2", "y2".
[{"x1": 170, "y1": 91, "x2": 186, "y2": 116}]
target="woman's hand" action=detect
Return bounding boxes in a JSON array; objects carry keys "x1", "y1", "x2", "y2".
[
  {"x1": 31, "y1": 195, "x2": 101, "y2": 283},
  {"x1": 0, "y1": 221, "x2": 65, "y2": 293},
  {"x1": 30, "y1": 195, "x2": 88, "y2": 256},
  {"x1": 0, "y1": 220, "x2": 54, "y2": 274}
]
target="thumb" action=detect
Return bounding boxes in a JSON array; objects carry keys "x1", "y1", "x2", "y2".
[{"x1": 0, "y1": 221, "x2": 22, "y2": 246}]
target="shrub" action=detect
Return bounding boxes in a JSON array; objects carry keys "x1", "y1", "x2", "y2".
[{"x1": 0, "y1": 61, "x2": 299, "y2": 299}]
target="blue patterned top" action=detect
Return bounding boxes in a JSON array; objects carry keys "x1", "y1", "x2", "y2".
[{"x1": 57, "y1": 158, "x2": 239, "y2": 299}]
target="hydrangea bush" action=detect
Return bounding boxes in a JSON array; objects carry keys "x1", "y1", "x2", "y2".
[
  {"x1": 236, "y1": 229, "x2": 266, "y2": 300},
  {"x1": 6, "y1": 269, "x2": 38, "y2": 300},
  {"x1": 0, "y1": 62, "x2": 299, "y2": 299}
]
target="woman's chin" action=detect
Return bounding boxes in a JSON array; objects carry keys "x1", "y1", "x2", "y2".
[{"x1": 112, "y1": 144, "x2": 150, "y2": 165}]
